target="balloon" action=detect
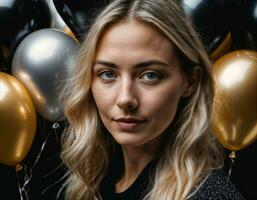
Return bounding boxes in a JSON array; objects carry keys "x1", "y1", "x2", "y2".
[
  {"x1": 181, "y1": 0, "x2": 229, "y2": 54},
  {"x1": 0, "y1": 0, "x2": 51, "y2": 70},
  {"x1": 0, "y1": 45, "x2": 9, "y2": 71},
  {"x1": 210, "y1": 32, "x2": 232, "y2": 62},
  {"x1": 12, "y1": 29, "x2": 78, "y2": 121},
  {"x1": 0, "y1": 0, "x2": 51, "y2": 45},
  {"x1": 212, "y1": 50, "x2": 257, "y2": 151},
  {"x1": 45, "y1": 0, "x2": 78, "y2": 42},
  {"x1": 45, "y1": 0, "x2": 67, "y2": 29},
  {"x1": 0, "y1": 53, "x2": 4, "y2": 70},
  {"x1": 230, "y1": 0, "x2": 257, "y2": 50},
  {"x1": 0, "y1": 72, "x2": 36, "y2": 166},
  {"x1": 54, "y1": 0, "x2": 230, "y2": 51},
  {"x1": 53, "y1": 0, "x2": 111, "y2": 40},
  {"x1": 0, "y1": 0, "x2": 20, "y2": 44}
]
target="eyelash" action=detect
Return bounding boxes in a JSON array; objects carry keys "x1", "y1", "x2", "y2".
[
  {"x1": 140, "y1": 71, "x2": 161, "y2": 81},
  {"x1": 98, "y1": 70, "x2": 117, "y2": 80},
  {"x1": 97, "y1": 70, "x2": 162, "y2": 82}
]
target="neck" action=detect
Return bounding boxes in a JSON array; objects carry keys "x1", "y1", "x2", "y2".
[
  {"x1": 115, "y1": 138, "x2": 162, "y2": 193},
  {"x1": 122, "y1": 144, "x2": 156, "y2": 175}
]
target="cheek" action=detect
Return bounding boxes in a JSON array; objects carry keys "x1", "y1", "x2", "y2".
[
  {"x1": 145, "y1": 83, "x2": 182, "y2": 109},
  {"x1": 142, "y1": 84, "x2": 183, "y2": 127},
  {"x1": 151, "y1": 93, "x2": 180, "y2": 117},
  {"x1": 91, "y1": 82, "x2": 115, "y2": 116},
  {"x1": 91, "y1": 83, "x2": 106, "y2": 112}
]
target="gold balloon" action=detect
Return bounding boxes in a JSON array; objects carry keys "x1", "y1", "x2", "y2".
[
  {"x1": 211, "y1": 32, "x2": 232, "y2": 62},
  {"x1": 0, "y1": 72, "x2": 36, "y2": 166},
  {"x1": 212, "y1": 50, "x2": 257, "y2": 151},
  {"x1": 64, "y1": 26, "x2": 79, "y2": 44}
]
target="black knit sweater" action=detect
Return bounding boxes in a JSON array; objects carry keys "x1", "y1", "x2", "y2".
[{"x1": 99, "y1": 159, "x2": 245, "y2": 200}]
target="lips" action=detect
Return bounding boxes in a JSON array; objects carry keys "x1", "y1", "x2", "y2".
[{"x1": 113, "y1": 117, "x2": 145, "y2": 131}]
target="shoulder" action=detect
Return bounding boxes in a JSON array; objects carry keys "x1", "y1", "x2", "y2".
[{"x1": 190, "y1": 169, "x2": 245, "y2": 200}]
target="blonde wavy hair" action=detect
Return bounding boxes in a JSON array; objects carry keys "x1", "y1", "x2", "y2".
[{"x1": 60, "y1": 0, "x2": 224, "y2": 199}]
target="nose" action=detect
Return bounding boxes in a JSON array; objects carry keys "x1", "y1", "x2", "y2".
[{"x1": 117, "y1": 79, "x2": 138, "y2": 111}]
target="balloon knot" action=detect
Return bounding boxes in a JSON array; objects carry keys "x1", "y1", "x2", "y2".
[
  {"x1": 15, "y1": 164, "x2": 23, "y2": 171},
  {"x1": 52, "y1": 122, "x2": 60, "y2": 129},
  {"x1": 229, "y1": 151, "x2": 236, "y2": 159}
]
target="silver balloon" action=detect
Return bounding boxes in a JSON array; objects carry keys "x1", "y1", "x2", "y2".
[
  {"x1": 45, "y1": 0, "x2": 67, "y2": 29},
  {"x1": 12, "y1": 28, "x2": 78, "y2": 121}
]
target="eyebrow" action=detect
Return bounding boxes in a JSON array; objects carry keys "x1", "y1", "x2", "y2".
[{"x1": 93, "y1": 60, "x2": 169, "y2": 69}]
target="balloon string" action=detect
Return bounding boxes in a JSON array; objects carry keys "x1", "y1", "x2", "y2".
[
  {"x1": 18, "y1": 122, "x2": 60, "y2": 198},
  {"x1": 52, "y1": 122, "x2": 60, "y2": 144},
  {"x1": 41, "y1": 171, "x2": 69, "y2": 196},
  {"x1": 22, "y1": 165, "x2": 30, "y2": 200},
  {"x1": 22, "y1": 131, "x2": 51, "y2": 192},
  {"x1": 15, "y1": 168, "x2": 24, "y2": 200},
  {"x1": 22, "y1": 122, "x2": 60, "y2": 191},
  {"x1": 227, "y1": 151, "x2": 236, "y2": 179},
  {"x1": 15, "y1": 164, "x2": 30, "y2": 200}
]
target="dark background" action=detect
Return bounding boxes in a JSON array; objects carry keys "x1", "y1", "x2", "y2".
[
  {"x1": 0, "y1": 115, "x2": 257, "y2": 200},
  {"x1": 1, "y1": 0, "x2": 257, "y2": 200}
]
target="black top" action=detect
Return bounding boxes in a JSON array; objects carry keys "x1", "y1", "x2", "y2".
[{"x1": 99, "y1": 158, "x2": 245, "y2": 200}]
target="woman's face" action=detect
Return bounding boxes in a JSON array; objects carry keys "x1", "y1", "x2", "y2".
[{"x1": 91, "y1": 20, "x2": 189, "y2": 148}]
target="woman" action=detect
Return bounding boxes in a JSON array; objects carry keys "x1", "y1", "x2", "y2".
[{"x1": 60, "y1": 0, "x2": 244, "y2": 199}]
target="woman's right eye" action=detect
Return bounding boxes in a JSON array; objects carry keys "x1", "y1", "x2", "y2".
[{"x1": 98, "y1": 71, "x2": 117, "y2": 80}]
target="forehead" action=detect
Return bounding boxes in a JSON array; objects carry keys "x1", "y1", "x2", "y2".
[{"x1": 95, "y1": 20, "x2": 176, "y2": 60}]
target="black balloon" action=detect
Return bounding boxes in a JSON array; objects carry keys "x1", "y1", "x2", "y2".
[
  {"x1": 0, "y1": 49, "x2": 5, "y2": 71},
  {"x1": 54, "y1": 0, "x2": 229, "y2": 54},
  {"x1": 181, "y1": 0, "x2": 229, "y2": 54},
  {"x1": 0, "y1": 0, "x2": 18, "y2": 45},
  {"x1": 0, "y1": 0, "x2": 51, "y2": 70},
  {"x1": 0, "y1": 45, "x2": 9, "y2": 72},
  {"x1": 229, "y1": 0, "x2": 257, "y2": 50},
  {"x1": 53, "y1": 0, "x2": 111, "y2": 40}
]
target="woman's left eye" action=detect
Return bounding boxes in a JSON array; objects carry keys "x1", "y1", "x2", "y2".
[
  {"x1": 141, "y1": 71, "x2": 160, "y2": 81},
  {"x1": 99, "y1": 71, "x2": 116, "y2": 80}
]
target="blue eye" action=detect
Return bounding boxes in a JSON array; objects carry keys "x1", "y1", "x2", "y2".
[
  {"x1": 142, "y1": 72, "x2": 160, "y2": 81},
  {"x1": 99, "y1": 71, "x2": 116, "y2": 80}
]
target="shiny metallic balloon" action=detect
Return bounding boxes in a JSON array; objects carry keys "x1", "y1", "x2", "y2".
[
  {"x1": 53, "y1": 0, "x2": 111, "y2": 40},
  {"x1": 0, "y1": 72, "x2": 36, "y2": 166},
  {"x1": 0, "y1": 0, "x2": 51, "y2": 72},
  {"x1": 12, "y1": 28, "x2": 78, "y2": 121},
  {"x1": 212, "y1": 50, "x2": 257, "y2": 151},
  {"x1": 45, "y1": 0, "x2": 78, "y2": 42},
  {"x1": 45, "y1": 0, "x2": 66, "y2": 29},
  {"x1": 230, "y1": 0, "x2": 257, "y2": 50},
  {"x1": 181, "y1": 0, "x2": 229, "y2": 53}
]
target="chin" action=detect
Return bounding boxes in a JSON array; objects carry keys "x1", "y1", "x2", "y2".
[{"x1": 113, "y1": 133, "x2": 145, "y2": 147}]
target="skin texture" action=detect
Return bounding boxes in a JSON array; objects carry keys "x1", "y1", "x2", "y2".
[{"x1": 91, "y1": 20, "x2": 191, "y2": 192}]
